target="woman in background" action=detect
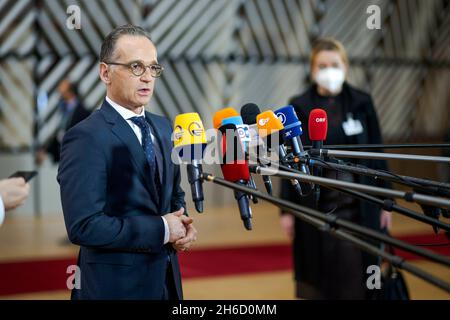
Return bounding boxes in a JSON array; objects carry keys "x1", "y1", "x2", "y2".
[{"x1": 280, "y1": 38, "x2": 392, "y2": 299}]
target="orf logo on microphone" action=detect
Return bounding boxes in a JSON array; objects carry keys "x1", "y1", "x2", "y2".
[
  {"x1": 276, "y1": 112, "x2": 286, "y2": 125},
  {"x1": 188, "y1": 122, "x2": 203, "y2": 136},
  {"x1": 315, "y1": 117, "x2": 326, "y2": 123}
]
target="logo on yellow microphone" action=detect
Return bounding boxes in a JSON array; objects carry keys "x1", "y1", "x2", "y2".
[
  {"x1": 258, "y1": 118, "x2": 270, "y2": 126},
  {"x1": 188, "y1": 122, "x2": 204, "y2": 137},
  {"x1": 174, "y1": 125, "x2": 184, "y2": 141},
  {"x1": 173, "y1": 113, "x2": 206, "y2": 149}
]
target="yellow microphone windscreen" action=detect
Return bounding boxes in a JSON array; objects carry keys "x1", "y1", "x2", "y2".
[{"x1": 173, "y1": 112, "x2": 207, "y2": 149}]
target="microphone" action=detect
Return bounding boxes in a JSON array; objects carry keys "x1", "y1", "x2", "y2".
[
  {"x1": 218, "y1": 122, "x2": 253, "y2": 230},
  {"x1": 241, "y1": 103, "x2": 260, "y2": 126},
  {"x1": 275, "y1": 105, "x2": 313, "y2": 193},
  {"x1": 213, "y1": 107, "x2": 239, "y2": 129},
  {"x1": 221, "y1": 115, "x2": 258, "y2": 203},
  {"x1": 173, "y1": 113, "x2": 207, "y2": 213},
  {"x1": 308, "y1": 108, "x2": 328, "y2": 206},
  {"x1": 241, "y1": 103, "x2": 273, "y2": 195},
  {"x1": 308, "y1": 108, "x2": 328, "y2": 150},
  {"x1": 221, "y1": 116, "x2": 250, "y2": 151},
  {"x1": 256, "y1": 110, "x2": 303, "y2": 196}
]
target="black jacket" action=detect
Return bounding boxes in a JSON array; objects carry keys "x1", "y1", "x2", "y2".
[
  {"x1": 282, "y1": 82, "x2": 390, "y2": 228},
  {"x1": 280, "y1": 82, "x2": 391, "y2": 283}
]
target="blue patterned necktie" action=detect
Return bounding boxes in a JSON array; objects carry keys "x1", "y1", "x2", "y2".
[
  {"x1": 129, "y1": 116, "x2": 163, "y2": 197},
  {"x1": 130, "y1": 116, "x2": 156, "y2": 169}
]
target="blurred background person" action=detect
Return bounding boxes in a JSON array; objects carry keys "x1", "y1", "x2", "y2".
[
  {"x1": 0, "y1": 177, "x2": 30, "y2": 227},
  {"x1": 35, "y1": 79, "x2": 90, "y2": 165},
  {"x1": 279, "y1": 38, "x2": 392, "y2": 300},
  {"x1": 34, "y1": 79, "x2": 90, "y2": 245}
]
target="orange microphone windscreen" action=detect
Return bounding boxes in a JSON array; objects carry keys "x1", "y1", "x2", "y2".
[
  {"x1": 256, "y1": 110, "x2": 284, "y2": 138},
  {"x1": 213, "y1": 107, "x2": 239, "y2": 129}
]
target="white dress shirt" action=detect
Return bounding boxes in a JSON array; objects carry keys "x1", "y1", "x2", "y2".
[{"x1": 106, "y1": 96, "x2": 170, "y2": 244}]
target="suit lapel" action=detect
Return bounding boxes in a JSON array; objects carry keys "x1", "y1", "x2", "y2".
[{"x1": 100, "y1": 101, "x2": 160, "y2": 207}]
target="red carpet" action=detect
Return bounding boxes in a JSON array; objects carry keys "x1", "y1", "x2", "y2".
[
  {"x1": 0, "y1": 232, "x2": 448, "y2": 296},
  {"x1": 178, "y1": 244, "x2": 292, "y2": 279},
  {"x1": 389, "y1": 232, "x2": 450, "y2": 260}
]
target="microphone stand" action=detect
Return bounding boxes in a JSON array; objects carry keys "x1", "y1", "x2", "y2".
[
  {"x1": 200, "y1": 172, "x2": 450, "y2": 293},
  {"x1": 274, "y1": 161, "x2": 450, "y2": 232},
  {"x1": 288, "y1": 155, "x2": 450, "y2": 197},
  {"x1": 309, "y1": 149, "x2": 450, "y2": 164},
  {"x1": 304, "y1": 143, "x2": 450, "y2": 150},
  {"x1": 250, "y1": 165, "x2": 450, "y2": 209}
]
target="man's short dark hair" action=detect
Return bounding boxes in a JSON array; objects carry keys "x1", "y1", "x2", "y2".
[{"x1": 100, "y1": 24, "x2": 152, "y2": 62}]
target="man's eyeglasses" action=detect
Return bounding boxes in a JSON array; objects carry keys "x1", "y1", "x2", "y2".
[{"x1": 104, "y1": 61, "x2": 164, "y2": 78}]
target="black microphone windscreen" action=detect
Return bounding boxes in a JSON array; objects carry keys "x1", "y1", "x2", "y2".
[{"x1": 240, "y1": 103, "x2": 261, "y2": 125}]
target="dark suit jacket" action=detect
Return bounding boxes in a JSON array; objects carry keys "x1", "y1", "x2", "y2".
[
  {"x1": 58, "y1": 100, "x2": 187, "y2": 300},
  {"x1": 46, "y1": 101, "x2": 91, "y2": 163}
]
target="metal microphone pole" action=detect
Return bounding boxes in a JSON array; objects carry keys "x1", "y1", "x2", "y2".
[
  {"x1": 201, "y1": 172, "x2": 450, "y2": 293},
  {"x1": 274, "y1": 160, "x2": 450, "y2": 232},
  {"x1": 250, "y1": 165, "x2": 450, "y2": 209},
  {"x1": 309, "y1": 149, "x2": 450, "y2": 164},
  {"x1": 304, "y1": 143, "x2": 450, "y2": 150},
  {"x1": 296, "y1": 157, "x2": 450, "y2": 196}
]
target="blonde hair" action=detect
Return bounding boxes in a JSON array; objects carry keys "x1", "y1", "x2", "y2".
[{"x1": 310, "y1": 38, "x2": 349, "y2": 71}]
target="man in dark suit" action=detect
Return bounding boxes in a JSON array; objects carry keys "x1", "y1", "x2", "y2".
[
  {"x1": 36, "y1": 79, "x2": 90, "y2": 165},
  {"x1": 58, "y1": 24, "x2": 197, "y2": 300}
]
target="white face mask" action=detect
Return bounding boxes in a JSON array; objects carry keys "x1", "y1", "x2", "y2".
[{"x1": 315, "y1": 67, "x2": 345, "y2": 95}]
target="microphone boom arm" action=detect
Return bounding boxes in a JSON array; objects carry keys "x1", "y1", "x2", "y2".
[
  {"x1": 250, "y1": 165, "x2": 450, "y2": 210},
  {"x1": 200, "y1": 172, "x2": 450, "y2": 293},
  {"x1": 310, "y1": 149, "x2": 450, "y2": 164}
]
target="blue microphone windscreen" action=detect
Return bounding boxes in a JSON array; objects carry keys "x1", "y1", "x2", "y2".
[{"x1": 275, "y1": 105, "x2": 302, "y2": 139}]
